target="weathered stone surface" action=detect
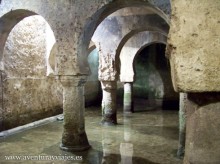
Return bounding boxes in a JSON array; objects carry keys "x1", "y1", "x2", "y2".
[
  {"x1": 60, "y1": 75, "x2": 90, "y2": 151},
  {"x1": 177, "y1": 93, "x2": 186, "y2": 158},
  {"x1": 98, "y1": 52, "x2": 118, "y2": 81},
  {"x1": 0, "y1": 71, "x2": 3, "y2": 128},
  {"x1": 0, "y1": 0, "x2": 170, "y2": 77},
  {"x1": 101, "y1": 81, "x2": 117, "y2": 126},
  {"x1": 1, "y1": 16, "x2": 63, "y2": 131},
  {"x1": 184, "y1": 93, "x2": 220, "y2": 163},
  {"x1": 167, "y1": 0, "x2": 220, "y2": 92},
  {"x1": 3, "y1": 78, "x2": 62, "y2": 130},
  {"x1": 4, "y1": 16, "x2": 47, "y2": 77},
  {"x1": 92, "y1": 7, "x2": 169, "y2": 81},
  {"x1": 0, "y1": 15, "x2": 102, "y2": 130}
]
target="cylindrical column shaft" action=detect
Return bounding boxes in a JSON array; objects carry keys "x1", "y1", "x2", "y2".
[
  {"x1": 184, "y1": 93, "x2": 220, "y2": 164},
  {"x1": 101, "y1": 81, "x2": 117, "y2": 126},
  {"x1": 60, "y1": 76, "x2": 90, "y2": 151},
  {"x1": 177, "y1": 93, "x2": 187, "y2": 158},
  {"x1": 123, "y1": 82, "x2": 134, "y2": 113}
]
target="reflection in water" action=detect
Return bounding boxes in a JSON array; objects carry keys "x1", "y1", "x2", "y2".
[
  {"x1": 101, "y1": 126, "x2": 119, "y2": 164},
  {"x1": 120, "y1": 115, "x2": 133, "y2": 164},
  {"x1": 101, "y1": 115, "x2": 134, "y2": 164},
  {"x1": 0, "y1": 105, "x2": 181, "y2": 164},
  {"x1": 120, "y1": 143, "x2": 133, "y2": 164}
]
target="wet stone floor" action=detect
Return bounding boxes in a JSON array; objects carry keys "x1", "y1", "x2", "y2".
[{"x1": 0, "y1": 105, "x2": 183, "y2": 164}]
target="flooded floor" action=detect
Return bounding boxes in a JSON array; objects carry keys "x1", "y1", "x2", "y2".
[{"x1": 0, "y1": 105, "x2": 182, "y2": 164}]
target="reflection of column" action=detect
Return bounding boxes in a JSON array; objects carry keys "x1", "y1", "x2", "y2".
[
  {"x1": 120, "y1": 143, "x2": 133, "y2": 164},
  {"x1": 60, "y1": 76, "x2": 90, "y2": 151},
  {"x1": 177, "y1": 93, "x2": 186, "y2": 158},
  {"x1": 101, "y1": 127, "x2": 118, "y2": 164},
  {"x1": 123, "y1": 83, "x2": 134, "y2": 113},
  {"x1": 120, "y1": 116, "x2": 133, "y2": 164},
  {"x1": 101, "y1": 81, "x2": 117, "y2": 126}
]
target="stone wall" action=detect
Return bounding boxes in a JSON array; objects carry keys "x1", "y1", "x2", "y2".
[
  {"x1": 184, "y1": 93, "x2": 220, "y2": 163},
  {"x1": 0, "y1": 15, "x2": 102, "y2": 131},
  {"x1": 167, "y1": 1, "x2": 220, "y2": 162},
  {"x1": 1, "y1": 16, "x2": 63, "y2": 131},
  {"x1": 92, "y1": 7, "x2": 169, "y2": 82},
  {"x1": 167, "y1": 0, "x2": 220, "y2": 92}
]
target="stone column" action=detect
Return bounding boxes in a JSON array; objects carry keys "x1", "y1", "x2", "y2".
[
  {"x1": 101, "y1": 81, "x2": 117, "y2": 126},
  {"x1": 59, "y1": 76, "x2": 90, "y2": 151},
  {"x1": 177, "y1": 93, "x2": 186, "y2": 158},
  {"x1": 184, "y1": 92, "x2": 220, "y2": 164},
  {"x1": 123, "y1": 82, "x2": 134, "y2": 113}
]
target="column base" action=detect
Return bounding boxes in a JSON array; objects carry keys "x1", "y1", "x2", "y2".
[
  {"x1": 177, "y1": 146, "x2": 185, "y2": 159},
  {"x1": 101, "y1": 114, "x2": 117, "y2": 126},
  {"x1": 101, "y1": 120, "x2": 117, "y2": 126},
  {"x1": 123, "y1": 106, "x2": 134, "y2": 114},
  {"x1": 177, "y1": 131, "x2": 185, "y2": 159},
  {"x1": 60, "y1": 143, "x2": 91, "y2": 152},
  {"x1": 60, "y1": 131, "x2": 91, "y2": 152},
  {"x1": 123, "y1": 110, "x2": 133, "y2": 115}
]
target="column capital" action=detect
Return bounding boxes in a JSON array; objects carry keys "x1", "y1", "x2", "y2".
[
  {"x1": 59, "y1": 75, "x2": 87, "y2": 87},
  {"x1": 100, "y1": 81, "x2": 117, "y2": 90},
  {"x1": 120, "y1": 74, "x2": 134, "y2": 83},
  {"x1": 123, "y1": 82, "x2": 133, "y2": 85}
]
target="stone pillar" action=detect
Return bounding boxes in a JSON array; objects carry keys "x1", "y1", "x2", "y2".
[
  {"x1": 177, "y1": 93, "x2": 186, "y2": 158},
  {"x1": 184, "y1": 92, "x2": 220, "y2": 164},
  {"x1": 123, "y1": 82, "x2": 134, "y2": 113},
  {"x1": 101, "y1": 81, "x2": 117, "y2": 126},
  {"x1": 59, "y1": 76, "x2": 90, "y2": 151}
]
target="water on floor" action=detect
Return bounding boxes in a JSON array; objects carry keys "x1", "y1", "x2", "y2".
[{"x1": 0, "y1": 105, "x2": 182, "y2": 164}]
